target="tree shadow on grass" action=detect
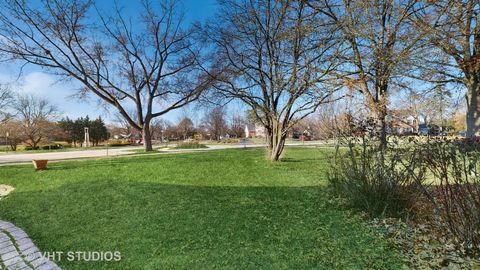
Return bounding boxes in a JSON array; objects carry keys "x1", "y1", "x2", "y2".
[
  {"x1": 0, "y1": 181, "x2": 403, "y2": 270},
  {"x1": 280, "y1": 157, "x2": 331, "y2": 163},
  {"x1": 43, "y1": 151, "x2": 250, "y2": 171}
]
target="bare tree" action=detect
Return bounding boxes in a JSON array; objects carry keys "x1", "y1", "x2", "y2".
[
  {"x1": 412, "y1": 0, "x2": 480, "y2": 137},
  {"x1": 149, "y1": 118, "x2": 167, "y2": 141},
  {"x1": 204, "y1": 107, "x2": 227, "y2": 140},
  {"x1": 0, "y1": 0, "x2": 211, "y2": 151},
  {"x1": 308, "y1": 101, "x2": 345, "y2": 140},
  {"x1": 448, "y1": 111, "x2": 467, "y2": 133},
  {"x1": 229, "y1": 114, "x2": 246, "y2": 138},
  {"x1": 0, "y1": 120, "x2": 24, "y2": 151},
  {"x1": 13, "y1": 94, "x2": 59, "y2": 149},
  {"x1": 0, "y1": 86, "x2": 12, "y2": 124},
  {"x1": 311, "y1": 0, "x2": 424, "y2": 148},
  {"x1": 207, "y1": 0, "x2": 340, "y2": 161},
  {"x1": 176, "y1": 117, "x2": 194, "y2": 140},
  {"x1": 401, "y1": 87, "x2": 454, "y2": 131},
  {"x1": 161, "y1": 120, "x2": 177, "y2": 140}
]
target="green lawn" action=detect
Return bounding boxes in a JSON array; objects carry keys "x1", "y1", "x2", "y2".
[{"x1": 0, "y1": 148, "x2": 402, "y2": 269}]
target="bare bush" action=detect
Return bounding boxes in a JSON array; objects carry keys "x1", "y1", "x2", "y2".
[
  {"x1": 329, "y1": 136, "x2": 426, "y2": 218},
  {"x1": 419, "y1": 139, "x2": 480, "y2": 256},
  {"x1": 330, "y1": 134, "x2": 480, "y2": 256}
]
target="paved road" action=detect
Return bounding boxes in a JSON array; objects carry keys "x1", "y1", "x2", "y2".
[
  {"x1": 0, "y1": 146, "x2": 141, "y2": 165},
  {"x1": 0, "y1": 142, "x2": 326, "y2": 164}
]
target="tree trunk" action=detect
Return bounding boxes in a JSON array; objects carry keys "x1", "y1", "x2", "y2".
[
  {"x1": 9, "y1": 143, "x2": 16, "y2": 151},
  {"x1": 379, "y1": 112, "x2": 387, "y2": 149},
  {"x1": 32, "y1": 140, "x2": 39, "y2": 150},
  {"x1": 142, "y1": 121, "x2": 153, "y2": 152},
  {"x1": 466, "y1": 80, "x2": 480, "y2": 138},
  {"x1": 375, "y1": 95, "x2": 388, "y2": 149},
  {"x1": 265, "y1": 125, "x2": 287, "y2": 162}
]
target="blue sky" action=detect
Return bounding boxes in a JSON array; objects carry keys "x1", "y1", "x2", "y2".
[{"x1": 0, "y1": 0, "x2": 218, "y2": 124}]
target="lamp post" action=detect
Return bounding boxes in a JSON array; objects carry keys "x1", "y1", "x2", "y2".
[
  {"x1": 5, "y1": 132, "x2": 9, "y2": 153},
  {"x1": 161, "y1": 130, "x2": 166, "y2": 147}
]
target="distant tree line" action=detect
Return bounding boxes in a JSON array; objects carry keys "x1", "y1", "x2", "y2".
[
  {"x1": 127, "y1": 108, "x2": 247, "y2": 142},
  {"x1": 58, "y1": 116, "x2": 108, "y2": 147},
  {"x1": 0, "y1": 93, "x2": 109, "y2": 151}
]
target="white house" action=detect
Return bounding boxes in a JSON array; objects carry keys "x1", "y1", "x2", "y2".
[{"x1": 245, "y1": 123, "x2": 265, "y2": 138}]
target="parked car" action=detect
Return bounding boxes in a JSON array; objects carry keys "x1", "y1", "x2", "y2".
[{"x1": 418, "y1": 128, "x2": 429, "y2": 136}]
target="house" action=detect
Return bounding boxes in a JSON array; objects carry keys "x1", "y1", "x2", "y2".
[
  {"x1": 245, "y1": 123, "x2": 265, "y2": 138},
  {"x1": 289, "y1": 128, "x2": 313, "y2": 140},
  {"x1": 223, "y1": 133, "x2": 237, "y2": 139},
  {"x1": 388, "y1": 110, "x2": 426, "y2": 135},
  {"x1": 390, "y1": 117, "x2": 416, "y2": 135},
  {"x1": 387, "y1": 109, "x2": 447, "y2": 136}
]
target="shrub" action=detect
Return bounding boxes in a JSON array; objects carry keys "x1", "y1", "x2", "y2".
[
  {"x1": 53, "y1": 141, "x2": 72, "y2": 148},
  {"x1": 418, "y1": 139, "x2": 480, "y2": 256},
  {"x1": 330, "y1": 135, "x2": 480, "y2": 257},
  {"x1": 328, "y1": 137, "x2": 426, "y2": 218},
  {"x1": 220, "y1": 138, "x2": 240, "y2": 144},
  {"x1": 106, "y1": 140, "x2": 131, "y2": 147},
  {"x1": 175, "y1": 141, "x2": 207, "y2": 149},
  {"x1": 40, "y1": 144, "x2": 63, "y2": 150}
]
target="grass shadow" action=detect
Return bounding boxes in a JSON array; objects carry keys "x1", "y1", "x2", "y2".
[{"x1": 0, "y1": 181, "x2": 402, "y2": 270}]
